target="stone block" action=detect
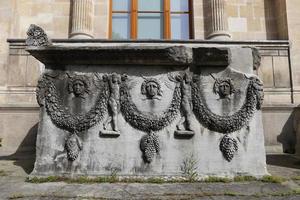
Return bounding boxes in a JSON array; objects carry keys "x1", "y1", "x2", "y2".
[
  {"x1": 226, "y1": 5, "x2": 238, "y2": 17},
  {"x1": 228, "y1": 17, "x2": 248, "y2": 32},
  {"x1": 26, "y1": 56, "x2": 41, "y2": 87},
  {"x1": 273, "y1": 57, "x2": 291, "y2": 88},
  {"x1": 262, "y1": 105, "x2": 295, "y2": 154},
  {"x1": 257, "y1": 56, "x2": 273, "y2": 88},
  {"x1": 7, "y1": 55, "x2": 26, "y2": 87},
  {"x1": 26, "y1": 35, "x2": 267, "y2": 178},
  {"x1": 0, "y1": 109, "x2": 39, "y2": 156}
]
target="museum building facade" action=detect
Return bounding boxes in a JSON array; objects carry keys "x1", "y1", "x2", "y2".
[{"x1": 0, "y1": 0, "x2": 299, "y2": 156}]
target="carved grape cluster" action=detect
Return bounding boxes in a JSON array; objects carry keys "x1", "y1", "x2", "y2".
[
  {"x1": 140, "y1": 132, "x2": 160, "y2": 163},
  {"x1": 65, "y1": 134, "x2": 82, "y2": 161},
  {"x1": 219, "y1": 134, "x2": 238, "y2": 162}
]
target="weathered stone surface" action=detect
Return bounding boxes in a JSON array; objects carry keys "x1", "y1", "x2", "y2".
[
  {"x1": 27, "y1": 26, "x2": 267, "y2": 178},
  {"x1": 193, "y1": 47, "x2": 229, "y2": 66},
  {"x1": 27, "y1": 46, "x2": 193, "y2": 66}
]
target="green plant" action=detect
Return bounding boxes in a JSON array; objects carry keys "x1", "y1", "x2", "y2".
[
  {"x1": 234, "y1": 175, "x2": 257, "y2": 182},
  {"x1": 180, "y1": 154, "x2": 198, "y2": 182},
  {"x1": 204, "y1": 176, "x2": 232, "y2": 183},
  {"x1": 260, "y1": 175, "x2": 286, "y2": 183},
  {"x1": 109, "y1": 167, "x2": 119, "y2": 183},
  {"x1": 0, "y1": 170, "x2": 7, "y2": 176},
  {"x1": 291, "y1": 176, "x2": 300, "y2": 180},
  {"x1": 8, "y1": 193, "x2": 25, "y2": 199}
]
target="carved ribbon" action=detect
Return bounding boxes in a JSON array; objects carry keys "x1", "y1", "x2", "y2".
[
  {"x1": 120, "y1": 79, "x2": 182, "y2": 133},
  {"x1": 192, "y1": 75, "x2": 263, "y2": 134}
]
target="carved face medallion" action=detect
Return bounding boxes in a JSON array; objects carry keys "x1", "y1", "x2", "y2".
[
  {"x1": 141, "y1": 78, "x2": 162, "y2": 99},
  {"x1": 213, "y1": 78, "x2": 235, "y2": 99},
  {"x1": 146, "y1": 81, "x2": 159, "y2": 98},
  {"x1": 218, "y1": 82, "x2": 231, "y2": 97},
  {"x1": 68, "y1": 75, "x2": 90, "y2": 98},
  {"x1": 73, "y1": 80, "x2": 85, "y2": 96}
]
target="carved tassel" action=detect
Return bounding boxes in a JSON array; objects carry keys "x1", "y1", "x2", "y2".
[
  {"x1": 219, "y1": 134, "x2": 238, "y2": 162},
  {"x1": 66, "y1": 133, "x2": 82, "y2": 161},
  {"x1": 140, "y1": 132, "x2": 160, "y2": 163}
]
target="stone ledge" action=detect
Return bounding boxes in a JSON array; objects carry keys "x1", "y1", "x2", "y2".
[
  {"x1": 0, "y1": 104, "x2": 39, "y2": 110},
  {"x1": 7, "y1": 38, "x2": 290, "y2": 46}
]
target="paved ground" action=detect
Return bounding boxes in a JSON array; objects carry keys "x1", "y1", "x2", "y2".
[{"x1": 1, "y1": 153, "x2": 300, "y2": 199}]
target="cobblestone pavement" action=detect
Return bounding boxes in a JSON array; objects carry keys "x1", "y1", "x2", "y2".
[{"x1": 1, "y1": 153, "x2": 300, "y2": 200}]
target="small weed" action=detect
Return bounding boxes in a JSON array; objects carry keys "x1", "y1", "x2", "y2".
[
  {"x1": 223, "y1": 191, "x2": 240, "y2": 196},
  {"x1": 291, "y1": 176, "x2": 300, "y2": 181},
  {"x1": 0, "y1": 170, "x2": 7, "y2": 176},
  {"x1": 8, "y1": 193, "x2": 25, "y2": 199},
  {"x1": 26, "y1": 176, "x2": 66, "y2": 183},
  {"x1": 260, "y1": 175, "x2": 286, "y2": 183},
  {"x1": 180, "y1": 154, "x2": 198, "y2": 182}
]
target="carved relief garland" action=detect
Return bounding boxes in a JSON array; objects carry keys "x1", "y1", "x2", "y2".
[
  {"x1": 37, "y1": 74, "x2": 109, "y2": 133},
  {"x1": 192, "y1": 74, "x2": 263, "y2": 162},
  {"x1": 119, "y1": 76, "x2": 182, "y2": 133},
  {"x1": 192, "y1": 75, "x2": 263, "y2": 134},
  {"x1": 37, "y1": 74, "x2": 109, "y2": 161}
]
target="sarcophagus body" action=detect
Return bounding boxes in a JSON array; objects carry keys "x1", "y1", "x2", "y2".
[{"x1": 27, "y1": 25, "x2": 267, "y2": 178}]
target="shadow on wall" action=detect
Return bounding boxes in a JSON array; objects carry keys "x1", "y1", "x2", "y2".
[
  {"x1": 202, "y1": 0, "x2": 211, "y2": 39},
  {"x1": 264, "y1": 0, "x2": 280, "y2": 40},
  {"x1": 277, "y1": 107, "x2": 297, "y2": 154},
  {"x1": 283, "y1": 105, "x2": 300, "y2": 154},
  {"x1": 0, "y1": 123, "x2": 38, "y2": 174}
]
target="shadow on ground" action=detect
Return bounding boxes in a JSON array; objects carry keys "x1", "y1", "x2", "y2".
[
  {"x1": 267, "y1": 154, "x2": 300, "y2": 169},
  {"x1": 0, "y1": 123, "x2": 38, "y2": 174}
]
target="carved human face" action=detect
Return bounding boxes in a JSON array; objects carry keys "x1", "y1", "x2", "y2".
[
  {"x1": 73, "y1": 80, "x2": 85, "y2": 96},
  {"x1": 219, "y1": 82, "x2": 231, "y2": 97},
  {"x1": 112, "y1": 74, "x2": 119, "y2": 84},
  {"x1": 146, "y1": 82, "x2": 159, "y2": 98}
]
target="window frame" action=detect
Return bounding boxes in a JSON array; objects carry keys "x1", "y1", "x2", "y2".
[{"x1": 109, "y1": 0, "x2": 194, "y2": 40}]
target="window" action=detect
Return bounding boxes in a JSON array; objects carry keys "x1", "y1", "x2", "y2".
[{"x1": 109, "y1": 0, "x2": 193, "y2": 40}]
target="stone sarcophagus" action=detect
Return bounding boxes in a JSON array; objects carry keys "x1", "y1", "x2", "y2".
[{"x1": 27, "y1": 25, "x2": 267, "y2": 178}]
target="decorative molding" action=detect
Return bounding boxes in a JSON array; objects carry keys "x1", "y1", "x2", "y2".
[
  {"x1": 192, "y1": 74, "x2": 264, "y2": 134},
  {"x1": 26, "y1": 24, "x2": 51, "y2": 46}
]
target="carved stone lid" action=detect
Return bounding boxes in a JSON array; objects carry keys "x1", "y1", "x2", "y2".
[
  {"x1": 26, "y1": 45, "x2": 194, "y2": 66},
  {"x1": 27, "y1": 45, "x2": 231, "y2": 67},
  {"x1": 24, "y1": 24, "x2": 230, "y2": 66}
]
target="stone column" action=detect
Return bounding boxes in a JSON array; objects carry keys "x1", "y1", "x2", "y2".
[
  {"x1": 208, "y1": 0, "x2": 231, "y2": 40},
  {"x1": 69, "y1": 0, "x2": 94, "y2": 39}
]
